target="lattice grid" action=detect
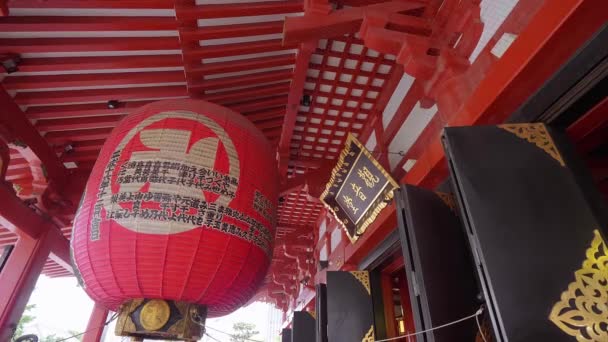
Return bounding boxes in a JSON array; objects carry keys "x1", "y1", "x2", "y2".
[{"x1": 290, "y1": 36, "x2": 396, "y2": 161}]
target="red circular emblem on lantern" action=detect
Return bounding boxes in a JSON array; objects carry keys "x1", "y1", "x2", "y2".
[{"x1": 71, "y1": 100, "x2": 277, "y2": 317}]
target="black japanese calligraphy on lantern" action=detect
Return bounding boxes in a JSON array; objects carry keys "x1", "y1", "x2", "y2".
[{"x1": 320, "y1": 134, "x2": 398, "y2": 243}]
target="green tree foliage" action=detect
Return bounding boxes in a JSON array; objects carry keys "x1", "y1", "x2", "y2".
[
  {"x1": 13, "y1": 304, "x2": 36, "y2": 340},
  {"x1": 12, "y1": 304, "x2": 83, "y2": 342},
  {"x1": 230, "y1": 322, "x2": 259, "y2": 342}
]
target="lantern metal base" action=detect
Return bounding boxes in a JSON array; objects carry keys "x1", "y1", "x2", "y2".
[{"x1": 115, "y1": 299, "x2": 207, "y2": 341}]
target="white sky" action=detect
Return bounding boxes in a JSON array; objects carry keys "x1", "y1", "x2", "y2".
[{"x1": 21, "y1": 275, "x2": 277, "y2": 342}]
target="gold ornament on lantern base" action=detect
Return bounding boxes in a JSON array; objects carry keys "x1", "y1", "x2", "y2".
[
  {"x1": 115, "y1": 299, "x2": 207, "y2": 341},
  {"x1": 549, "y1": 230, "x2": 608, "y2": 341}
]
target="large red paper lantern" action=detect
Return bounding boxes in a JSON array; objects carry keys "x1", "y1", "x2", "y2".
[{"x1": 71, "y1": 100, "x2": 277, "y2": 317}]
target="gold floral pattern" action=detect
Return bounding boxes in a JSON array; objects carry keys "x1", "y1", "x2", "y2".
[
  {"x1": 362, "y1": 325, "x2": 375, "y2": 342},
  {"x1": 549, "y1": 230, "x2": 608, "y2": 341},
  {"x1": 499, "y1": 123, "x2": 565, "y2": 166},
  {"x1": 435, "y1": 192, "x2": 458, "y2": 214},
  {"x1": 350, "y1": 271, "x2": 371, "y2": 295}
]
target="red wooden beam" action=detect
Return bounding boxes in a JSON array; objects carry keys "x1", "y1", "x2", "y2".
[
  {"x1": 0, "y1": 235, "x2": 51, "y2": 341},
  {"x1": 405, "y1": 0, "x2": 607, "y2": 187},
  {"x1": 0, "y1": 16, "x2": 177, "y2": 32},
  {"x1": 0, "y1": 184, "x2": 45, "y2": 238},
  {"x1": 278, "y1": 42, "x2": 315, "y2": 179},
  {"x1": 228, "y1": 95, "x2": 288, "y2": 114},
  {"x1": 567, "y1": 96, "x2": 608, "y2": 144},
  {"x1": 187, "y1": 54, "x2": 295, "y2": 76},
  {"x1": 0, "y1": 0, "x2": 7, "y2": 16},
  {"x1": 36, "y1": 115, "x2": 125, "y2": 132},
  {"x1": 245, "y1": 107, "x2": 286, "y2": 122},
  {"x1": 0, "y1": 87, "x2": 68, "y2": 188},
  {"x1": 8, "y1": 0, "x2": 175, "y2": 9},
  {"x1": 25, "y1": 100, "x2": 156, "y2": 120},
  {"x1": 82, "y1": 303, "x2": 109, "y2": 342},
  {"x1": 190, "y1": 69, "x2": 293, "y2": 92},
  {"x1": 176, "y1": 1, "x2": 303, "y2": 20},
  {"x1": 183, "y1": 39, "x2": 296, "y2": 61},
  {"x1": 53, "y1": 140, "x2": 105, "y2": 154},
  {"x1": 202, "y1": 82, "x2": 291, "y2": 105},
  {"x1": 44, "y1": 128, "x2": 113, "y2": 144},
  {"x1": 283, "y1": 0, "x2": 426, "y2": 45},
  {"x1": 4, "y1": 71, "x2": 185, "y2": 91},
  {"x1": 345, "y1": 0, "x2": 607, "y2": 266},
  {"x1": 256, "y1": 118, "x2": 284, "y2": 131},
  {"x1": 17, "y1": 55, "x2": 183, "y2": 73},
  {"x1": 0, "y1": 37, "x2": 180, "y2": 53},
  {"x1": 14, "y1": 85, "x2": 187, "y2": 106},
  {"x1": 181, "y1": 21, "x2": 284, "y2": 42}
]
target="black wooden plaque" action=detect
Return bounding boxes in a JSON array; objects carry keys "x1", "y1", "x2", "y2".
[
  {"x1": 326, "y1": 271, "x2": 375, "y2": 342},
  {"x1": 321, "y1": 134, "x2": 398, "y2": 243},
  {"x1": 315, "y1": 284, "x2": 328, "y2": 342},
  {"x1": 443, "y1": 123, "x2": 608, "y2": 342},
  {"x1": 395, "y1": 184, "x2": 479, "y2": 342},
  {"x1": 281, "y1": 328, "x2": 292, "y2": 342},
  {"x1": 292, "y1": 311, "x2": 316, "y2": 342}
]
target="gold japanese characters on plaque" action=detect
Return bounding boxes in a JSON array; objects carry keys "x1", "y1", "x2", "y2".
[{"x1": 321, "y1": 134, "x2": 398, "y2": 243}]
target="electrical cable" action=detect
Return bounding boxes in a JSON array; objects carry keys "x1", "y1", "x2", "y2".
[
  {"x1": 475, "y1": 312, "x2": 488, "y2": 342},
  {"x1": 205, "y1": 332, "x2": 222, "y2": 342},
  {"x1": 191, "y1": 314, "x2": 263, "y2": 342},
  {"x1": 203, "y1": 325, "x2": 264, "y2": 342},
  {"x1": 374, "y1": 307, "x2": 484, "y2": 342},
  {"x1": 51, "y1": 313, "x2": 118, "y2": 342}
]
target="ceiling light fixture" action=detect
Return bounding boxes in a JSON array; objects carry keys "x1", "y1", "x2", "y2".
[
  {"x1": 107, "y1": 100, "x2": 119, "y2": 109},
  {"x1": 1, "y1": 54, "x2": 21, "y2": 74}
]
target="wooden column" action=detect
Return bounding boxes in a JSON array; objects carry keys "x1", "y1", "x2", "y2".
[
  {"x1": 0, "y1": 231, "x2": 56, "y2": 340},
  {"x1": 82, "y1": 303, "x2": 109, "y2": 342}
]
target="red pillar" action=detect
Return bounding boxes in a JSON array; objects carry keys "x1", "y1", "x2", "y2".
[
  {"x1": 82, "y1": 303, "x2": 109, "y2": 342},
  {"x1": 0, "y1": 231, "x2": 56, "y2": 340}
]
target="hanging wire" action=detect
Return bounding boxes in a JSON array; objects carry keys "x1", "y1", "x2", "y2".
[
  {"x1": 191, "y1": 312, "x2": 263, "y2": 342},
  {"x1": 205, "y1": 332, "x2": 222, "y2": 342},
  {"x1": 374, "y1": 307, "x2": 485, "y2": 342},
  {"x1": 475, "y1": 311, "x2": 488, "y2": 342},
  {"x1": 369, "y1": 150, "x2": 406, "y2": 156},
  {"x1": 51, "y1": 312, "x2": 118, "y2": 342}
]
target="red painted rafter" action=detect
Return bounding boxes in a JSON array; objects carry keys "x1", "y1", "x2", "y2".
[
  {"x1": 343, "y1": 0, "x2": 608, "y2": 267},
  {"x1": 44, "y1": 128, "x2": 113, "y2": 145},
  {"x1": 36, "y1": 115, "x2": 125, "y2": 133},
  {"x1": 0, "y1": 37, "x2": 180, "y2": 53},
  {"x1": 16, "y1": 55, "x2": 183, "y2": 73},
  {"x1": 229, "y1": 96, "x2": 288, "y2": 114},
  {"x1": 53, "y1": 140, "x2": 105, "y2": 153},
  {"x1": 181, "y1": 21, "x2": 284, "y2": 41},
  {"x1": 202, "y1": 82, "x2": 291, "y2": 105},
  {"x1": 62, "y1": 150, "x2": 100, "y2": 163},
  {"x1": 187, "y1": 54, "x2": 295, "y2": 76},
  {"x1": 278, "y1": 42, "x2": 315, "y2": 179},
  {"x1": 25, "y1": 100, "x2": 157, "y2": 120},
  {"x1": 246, "y1": 107, "x2": 286, "y2": 122},
  {"x1": 8, "y1": 0, "x2": 175, "y2": 9},
  {"x1": 14, "y1": 85, "x2": 187, "y2": 106},
  {"x1": 190, "y1": 69, "x2": 293, "y2": 92},
  {"x1": 4, "y1": 71, "x2": 185, "y2": 91},
  {"x1": 0, "y1": 87, "x2": 68, "y2": 188},
  {"x1": 283, "y1": 0, "x2": 426, "y2": 45},
  {"x1": 176, "y1": 1, "x2": 303, "y2": 20},
  {"x1": 567, "y1": 96, "x2": 608, "y2": 144},
  {"x1": 183, "y1": 39, "x2": 296, "y2": 61},
  {"x1": 0, "y1": 16, "x2": 177, "y2": 31}
]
